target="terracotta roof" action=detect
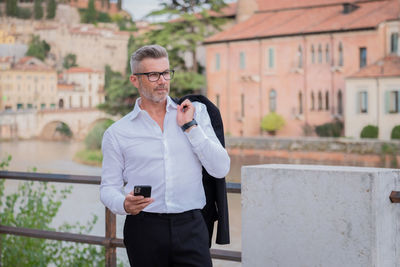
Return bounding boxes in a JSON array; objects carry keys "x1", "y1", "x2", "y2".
[
  {"x1": 66, "y1": 67, "x2": 96, "y2": 73},
  {"x1": 13, "y1": 57, "x2": 54, "y2": 71},
  {"x1": 170, "y1": 2, "x2": 237, "y2": 23},
  {"x1": 205, "y1": 0, "x2": 399, "y2": 43},
  {"x1": 348, "y1": 55, "x2": 400, "y2": 78},
  {"x1": 256, "y1": 0, "x2": 361, "y2": 11},
  {"x1": 57, "y1": 83, "x2": 76, "y2": 91},
  {"x1": 0, "y1": 57, "x2": 12, "y2": 63}
]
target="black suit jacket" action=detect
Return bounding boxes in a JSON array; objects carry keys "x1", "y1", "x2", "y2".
[{"x1": 173, "y1": 95, "x2": 230, "y2": 247}]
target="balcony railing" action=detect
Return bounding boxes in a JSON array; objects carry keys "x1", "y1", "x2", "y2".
[{"x1": 0, "y1": 171, "x2": 241, "y2": 266}]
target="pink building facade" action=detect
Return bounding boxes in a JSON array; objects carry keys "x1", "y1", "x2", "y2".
[{"x1": 204, "y1": 0, "x2": 400, "y2": 137}]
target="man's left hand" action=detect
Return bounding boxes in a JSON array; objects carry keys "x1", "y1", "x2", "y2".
[{"x1": 177, "y1": 99, "x2": 195, "y2": 128}]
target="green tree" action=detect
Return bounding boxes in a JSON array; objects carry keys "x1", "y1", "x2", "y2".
[
  {"x1": 34, "y1": 0, "x2": 43, "y2": 20},
  {"x1": 85, "y1": 0, "x2": 97, "y2": 23},
  {"x1": 6, "y1": 0, "x2": 18, "y2": 17},
  {"x1": 85, "y1": 119, "x2": 114, "y2": 150},
  {"x1": 26, "y1": 35, "x2": 50, "y2": 61},
  {"x1": 147, "y1": 0, "x2": 227, "y2": 72},
  {"x1": 63, "y1": 53, "x2": 78, "y2": 69},
  {"x1": 46, "y1": 0, "x2": 57, "y2": 19}
]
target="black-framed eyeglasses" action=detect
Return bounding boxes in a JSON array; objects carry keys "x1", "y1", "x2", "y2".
[{"x1": 134, "y1": 69, "x2": 175, "y2": 82}]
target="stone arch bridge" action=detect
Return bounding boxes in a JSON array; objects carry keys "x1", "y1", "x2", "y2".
[{"x1": 0, "y1": 108, "x2": 118, "y2": 141}]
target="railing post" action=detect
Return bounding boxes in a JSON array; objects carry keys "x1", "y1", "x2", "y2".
[{"x1": 105, "y1": 207, "x2": 117, "y2": 267}]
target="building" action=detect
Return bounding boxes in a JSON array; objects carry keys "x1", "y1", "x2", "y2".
[
  {"x1": 35, "y1": 23, "x2": 131, "y2": 74},
  {"x1": 204, "y1": 0, "x2": 400, "y2": 137},
  {"x1": 345, "y1": 55, "x2": 400, "y2": 140},
  {"x1": 68, "y1": 0, "x2": 121, "y2": 15},
  {"x1": 58, "y1": 67, "x2": 105, "y2": 109},
  {"x1": 0, "y1": 56, "x2": 57, "y2": 111}
]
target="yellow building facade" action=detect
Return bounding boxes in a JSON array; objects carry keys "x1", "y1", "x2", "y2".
[{"x1": 0, "y1": 57, "x2": 57, "y2": 111}]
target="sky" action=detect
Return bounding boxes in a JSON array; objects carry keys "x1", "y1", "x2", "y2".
[{"x1": 122, "y1": 0, "x2": 165, "y2": 21}]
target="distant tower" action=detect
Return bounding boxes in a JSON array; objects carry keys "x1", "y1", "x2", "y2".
[{"x1": 236, "y1": 0, "x2": 258, "y2": 23}]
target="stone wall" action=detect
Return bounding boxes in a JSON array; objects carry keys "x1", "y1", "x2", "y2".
[{"x1": 241, "y1": 164, "x2": 400, "y2": 267}]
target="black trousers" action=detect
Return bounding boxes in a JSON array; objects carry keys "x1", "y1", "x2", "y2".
[{"x1": 123, "y1": 209, "x2": 212, "y2": 267}]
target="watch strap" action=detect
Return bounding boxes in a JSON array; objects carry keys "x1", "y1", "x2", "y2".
[{"x1": 181, "y1": 119, "x2": 198, "y2": 131}]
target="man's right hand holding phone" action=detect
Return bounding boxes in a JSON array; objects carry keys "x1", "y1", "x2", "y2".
[{"x1": 123, "y1": 193, "x2": 153, "y2": 215}]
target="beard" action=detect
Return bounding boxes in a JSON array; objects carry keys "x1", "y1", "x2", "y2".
[{"x1": 138, "y1": 80, "x2": 170, "y2": 103}]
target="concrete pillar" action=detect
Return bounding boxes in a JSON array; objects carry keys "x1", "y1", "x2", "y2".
[{"x1": 242, "y1": 164, "x2": 400, "y2": 267}]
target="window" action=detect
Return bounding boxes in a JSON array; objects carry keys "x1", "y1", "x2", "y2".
[
  {"x1": 311, "y1": 91, "x2": 315, "y2": 110},
  {"x1": 269, "y1": 89, "x2": 276, "y2": 112},
  {"x1": 239, "y1": 52, "x2": 246, "y2": 69},
  {"x1": 318, "y1": 91, "x2": 323, "y2": 110},
  {"x1": 358, "y1": 91, "x2": 368, "y2": 113},
  {"x1": 50, "y1": 103, "x2": 56, "y2": 109},
  {"x1": 268, "y1": 47, "x2": 275, "y2": 69},
  {"x1": 311, "y1": 45, "x2": 315, "y2": 63},
  {"x1": 390, "y1": 33, "x2": 398, "y2": 54},
  {"x1": 17, "y1": 103, "x2": 23, "y2": 110},
  {"x1": 216, "y1": 94, "x2": 220, "y2": 109},
  {"x1": 241, "y1": 94, "x2": 245, "y2": 117},
  {"x1": 338, "y1": 42, "x2": 344, "y2": 67},
  {"x1": 325, "y1": 44, "x2": 330, "y2": 63},
  {"x1": 338, "y1": 90, "x2": 343, "y2": 114},
  {"x1": 298, "y1": 91, "x2": 303, "y2": 114},
  {"x1": 215, "y1": 53, "x2": 220, "y2": 71},
  {"x1": 318, "y1": 44, "x2": 322, "y2": 63},
  {"x1": 298, "y1": 46, "x2": 303, "y2": 68},
  {"x1": 325, "y1": 91, "x2": 329, "y2": 110},
  {"x1": 359, "y1": 47, "x2": 367, "y2": 68},
  {"x1": 41, "y1": 103, "x2": 46, "y2": 109},
  {"x1": 27, "y1": 103, "x2": 33, "y2": 109},
  {"x1": 387, "y1": 90, "x2": 400, "y2": 113}
]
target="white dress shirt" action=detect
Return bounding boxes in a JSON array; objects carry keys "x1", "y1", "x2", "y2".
[{"x1": 100, "y1": 96, "x2": 230, "y2": 215}]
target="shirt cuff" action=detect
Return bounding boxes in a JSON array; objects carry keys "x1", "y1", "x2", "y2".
[
  {"x1": 184, "y1": 124, "x2": 207, "y2": 148},
  {"x1": 116, "y1": 193, "x2": 128, "y2": 215}
]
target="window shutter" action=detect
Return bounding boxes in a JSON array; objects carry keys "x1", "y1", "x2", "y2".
[
  {"x1": 398, "y1": 90, "x2": 400, "y2": 113},
  {"x1": 385, "y1": 91, "x2": 390, "y2": 113},
  {"x1": 365, "y1": 92, "x2": 368, "y2": 113}
]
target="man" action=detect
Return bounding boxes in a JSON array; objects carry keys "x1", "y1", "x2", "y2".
[{"x1": 100, "y1": 44, "x2": 230, "y2": 267}]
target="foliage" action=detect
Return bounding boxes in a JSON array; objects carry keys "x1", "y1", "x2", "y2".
[
  {"x1": 0, "y1": 156, "x2": 105, "y2": 265},
  {"x1": 46, "y1": 0, "x2": 57, "y2": 19},
  {"x1": 391, "y1": 125, "x2": 400, "y2": 140},
  {"x1": 26, "y1": 35, "x2": 50, "y2": 61},
  {"x1": 261, "y1": 112, "x2": 285, "y2": 134},
  {"x1": 111, "y1": 14, "x2": 137, "y2": 31},
  {"x1": 97, "y1": 11, "x2": 112, "y2": 22},
  {"x1": 171, "y1": 71, "x2": 205, "y2": 97},
  {"x1": 74, "y1": 149, "x2": 103, "y2": 166},
  {"x1": 17, "y1": 7, "x2": 32, "y2": 19},
  {"x1": 63, "y1": 53, "x2": 78, "y2": 69},
  {"x1": 381, "y1": 143, "x2": 398, "y2": 168},
  {"x1": 55, "y1": 122, "x2": 73, "y2": 138},
  {"x1": 301, "y1": 123, "x2": 314, "y2": 136},
  {"x1": 85, "y1": 119, "x2": 114, "y2": 150},
  {"x1": 360, "y1": 125, "x2": 378, "y2": 139},
  {"x1": 146, "y1": 0, "x2": 227, "y2": 72},
  {"x1": 34, "y1": 0, "x2": 43, "y2": 20},
  {"x1": 98, "y1": 64, "x2": 139, "y2": 116},
  {"x1": 315, "y1": 120, "x2": 343, "y2": 137},
  {"x1": 6, "y1": 0, "x2": 18, "y2": 17}
]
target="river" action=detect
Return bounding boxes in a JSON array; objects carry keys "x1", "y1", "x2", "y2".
[{"x1": 0, "y1": 140, "x2": 241, "y2": 267}]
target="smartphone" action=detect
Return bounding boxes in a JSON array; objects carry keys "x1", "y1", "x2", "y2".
[{"x1": 133, "y1": 185, "x2": 152, "y2": 198}]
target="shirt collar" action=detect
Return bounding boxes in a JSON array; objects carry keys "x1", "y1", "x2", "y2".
[{"x1": 129, "y1": 96, "x2": 177, "y2": 121}]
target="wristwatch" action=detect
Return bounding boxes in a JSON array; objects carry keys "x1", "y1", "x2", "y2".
[{"x1": 181, "y1": 119, "x2": 198, "y2": 132}]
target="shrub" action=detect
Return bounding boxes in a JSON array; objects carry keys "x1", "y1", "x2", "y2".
[
  {"x1": 315, "y1": 120, "x2": 343, "y2": 137},
  {"x1": 261, "y1": 112, "x2": 285, "y2": 135},
  {"x1": 360, "y1": 125, "x2": 378, "y2": 138},
  {"x1": 55, "y1": 122, "x2": 73, "y2": 137},
  {"x1": 391, "y1": 125, "x2": 400, "y2": 140},
  {"x1": 17, "y1": 7, "x2": 32, "y2": 19},
  {"x1": 84, "y1": 119, "x2": 114, "y2": 150}
]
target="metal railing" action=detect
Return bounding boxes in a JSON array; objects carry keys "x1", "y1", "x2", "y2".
[{"x1": 0, "y1": 171, "x2": 242, "y2": 266}]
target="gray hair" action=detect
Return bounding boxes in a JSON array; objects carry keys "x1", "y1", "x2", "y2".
[{"x1": 130, "y1": 45, "x2": 168, "y2": 74}]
